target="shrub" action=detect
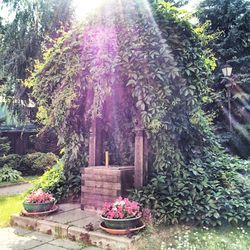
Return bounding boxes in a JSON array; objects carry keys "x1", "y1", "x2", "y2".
[
  {"x1": 0, "y1": 154, "x2": 22, "y2": 171},
  {"x1": 0, "y1": 165, "x2": 22, "y2": 183},
  {"x1": 31, "y1": 159, "x2": 67, "y2": 200},
  {"x1": 0, "y1": 136, "x2": 11, "y2": 157},
  {"x1": 20, "y1": 152, "x2": 58, "y2": 175},
  {"x1": 131, "y1": 153, "x2": 250, "y2": 227}
]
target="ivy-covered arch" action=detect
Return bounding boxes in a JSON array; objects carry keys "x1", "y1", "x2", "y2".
[{"x1": 26, "y1": 0, "x2": 249, "y2": 226}]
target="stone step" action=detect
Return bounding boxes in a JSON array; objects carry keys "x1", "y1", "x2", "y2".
[{"x1": 10, "y1": 206, "x2": 139, "y2": 250}]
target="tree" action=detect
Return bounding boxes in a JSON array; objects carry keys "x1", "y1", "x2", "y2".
[
  {"x1": 149, "y1": 0, "x2": 188, "y2": 7},
  {"x1": 25, "y1": 0, "x2": 249, "y2": 226},
  {"x1": 0, "y1": 0, "x2": 72, "y2": 113},
  {"x1": 196, "y1": 0, "x2": 250, "y2": 158}
]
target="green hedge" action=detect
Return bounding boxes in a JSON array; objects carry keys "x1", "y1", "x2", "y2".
[
  {"x1": 0, "y1": 154, "x2": 22, "y2": 171},
  {"x1": 0, "y1": 152, "x2": 58, "y2": 176},
  {"x1": 20, "y1": 152, "x2": 57, "y2": 175}
]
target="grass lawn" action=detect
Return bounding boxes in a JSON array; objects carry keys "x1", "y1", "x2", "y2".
[
  {"x1": 0, "y1": 194, "x2": 24, "y2": 228},
  {"x1": 133, "y1": 224, "x2": 250, "y2": 250}
]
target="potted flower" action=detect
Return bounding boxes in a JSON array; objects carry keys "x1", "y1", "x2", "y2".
[
  {"x1": 23, "y1": 189, "x2": 55, "y2": 213},
  {"x1": 101, "y1": 197, "x2": 142, "y2": 230}
]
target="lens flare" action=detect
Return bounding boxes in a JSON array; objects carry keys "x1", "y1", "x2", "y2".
[{"x1": 73, "y1": 0, "x2": 106, "y2": 20}]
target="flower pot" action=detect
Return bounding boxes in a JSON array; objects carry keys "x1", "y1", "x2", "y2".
[
  {"x1": 101, "y1": 215, "x2": 141, "y2": 229},
  {"x1": 23, "y1": 201, "x2": 55, "y2": 213}
]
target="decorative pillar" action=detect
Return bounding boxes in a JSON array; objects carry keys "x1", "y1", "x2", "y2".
[
  {"x1": 134, "y1": 127, "x2": 148, "y2": 188},
  {"x1": 88, "y1": 118, "x2": 101, "y2": 166}
]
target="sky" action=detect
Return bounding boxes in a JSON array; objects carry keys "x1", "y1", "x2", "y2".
[
  {"x1": 184, "y1": 0, "x2": 201, "y2": 12},
  {"x1": 0, "y1": 0, "x2": 201, "y2": 22},
  {"x1": 73, "y1": 0, "x2": 201, "y2": 21}
]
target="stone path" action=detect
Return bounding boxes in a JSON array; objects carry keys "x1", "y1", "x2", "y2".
[
  {"x1": 0, "y1": 183, "x2": 33, "y2": 196},
  {"x1": 0, "y1": 227, "x2": 101, "y2": 250}
]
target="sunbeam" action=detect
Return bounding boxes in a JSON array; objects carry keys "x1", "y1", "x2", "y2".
[{"x1": 73, "y1": 0, "x2": 107, "y2": 20}]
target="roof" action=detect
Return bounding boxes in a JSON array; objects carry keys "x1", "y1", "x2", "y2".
[{"x1": 0, "y1": 103, "x2": 37, "y2": 133}]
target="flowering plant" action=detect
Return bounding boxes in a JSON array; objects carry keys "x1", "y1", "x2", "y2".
[
  {"x1": 102, "y1": 197, "x2": 141, "y2": 219},
  {"x1": 25, "y1": 189, "x2": 55, "y2": 204}
]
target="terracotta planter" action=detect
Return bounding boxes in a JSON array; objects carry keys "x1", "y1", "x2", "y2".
[
  {"x1": 101, "y1": 215, "x2": 141, "y2": 229},
  {"x1": 23, "y1": 201, "x2": 55, "y2": 213}
]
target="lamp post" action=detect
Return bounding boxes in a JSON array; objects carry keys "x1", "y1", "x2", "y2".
[{"x1": 222, "y1": 64, "x2": 233, "y2": 131}]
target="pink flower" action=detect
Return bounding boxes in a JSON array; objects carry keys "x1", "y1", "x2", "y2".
[
  {"x1": 101, "y1": 197, "x2": 141, "y2": 219},
  {"x1": 25, "y1": 189, "x2": 55, "y2": 204}
]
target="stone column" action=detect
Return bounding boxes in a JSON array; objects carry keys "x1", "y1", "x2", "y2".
[
  {"x1": 88, "y1": 118, "x2": 101, "y2": 166},
  {"x1": 134, "y1": 127, "x2": 148, "y2": 188}
]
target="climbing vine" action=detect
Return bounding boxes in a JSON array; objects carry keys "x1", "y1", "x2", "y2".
[{"x1": 25, "y1": 0, "x2": 249, "y2": 226}]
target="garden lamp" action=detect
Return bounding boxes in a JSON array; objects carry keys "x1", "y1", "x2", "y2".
[
  {"x1": 222, "y1": 64, "x2": 233, "y2": 131},
  {"x1": 222, "y1": 64, "x2": 232, "y2": 77}
]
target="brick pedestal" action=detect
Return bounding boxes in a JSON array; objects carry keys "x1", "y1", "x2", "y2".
[{"x1": 81, "y1": 166, "x2": 134, "y2": 210}]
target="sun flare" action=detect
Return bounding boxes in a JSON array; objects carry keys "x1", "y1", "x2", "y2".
[{"x1": 73, "y1": 0, "x2": 106, "y2": 20}]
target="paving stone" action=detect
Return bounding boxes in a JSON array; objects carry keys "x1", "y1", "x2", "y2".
[
  {"x1": 84, "y1": 247, "x2": 102, "y2": 250},
  {"x1": 1, "y1": 227, "x2": 31, "y2": 236},
  {"x1": 26, "y1": 230, "x2": 54, "y2": 242},
  {"x1": 31, "y1": 243, "x2": 66, "y2": 250},
  {"x1": 57, "y1": 203, "x2": 80, "y2": 212},
  {"x1": 69, "y1": 215, "x2": 100, "y2": 230},
  {"x1": 47, "y1": 209, "x2": 87, "y2": 224},
  {"x1": 49, "y1": 238, "x2": 82, "y2": 249},
  {"x1": 13, "y1": 227, "x2": 32, "y2": 236},
  {"x1": 0, "y1": 233, "x2": 43, "y2": 250}
]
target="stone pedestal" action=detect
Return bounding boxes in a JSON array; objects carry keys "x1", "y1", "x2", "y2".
[{"x1": 81, "y1": 166, "x2": 134, "y2": 210}]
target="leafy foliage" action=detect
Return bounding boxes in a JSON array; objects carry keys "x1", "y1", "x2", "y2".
[
  {"x1": 0, "y1": 154, "x2": 22, "y2": 170},
  {"x1": 31, "y1": 159, "x2": 67, "y2": 201},
  {"x1": 0, "y1": 152, "x2": 57, "y2": 175},
  {"x1": 0, "y1": 136, "x2": 11, "y2": 157},
  {"x1": 20, "y1": 152, "x2": 57, "y2": 175},
  {"x1": 0, "y1": 0, "x2": 72, "y2": 116},
  {"x1": 196, "y1": 0, "x2": 250, "y2": 158},
  {"x1": 26, "y1": 0, "x2": 250, "y2": 226},
  {"x1": 0, "y1": 165, "x2": 22, "y2": 183}
]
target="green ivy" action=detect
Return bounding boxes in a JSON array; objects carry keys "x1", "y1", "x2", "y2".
[{"x1": 25, "y1": 0, "x2": 249, "y2": 226}]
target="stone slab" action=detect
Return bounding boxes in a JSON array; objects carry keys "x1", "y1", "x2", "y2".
[
  {"x1": 6, "y1": 226, "x2": 32, "y2": 236},
  {"x1": 0, "y1": 228, "x2": 43, "y2": 250},
  {"x1": 57, "y1": 203, "x2": 80, "y2": 212},
  {"x1": 69, "y1": 215, "x2": 101, "y2": 230},
  {"x1": 49, "y1": 238, "x2": 83, "y2": 249},
  {"x1": 31, "y1": 243, "x2": 66, "y2": 250},
  {"x1": 27, "y1": 230, "x2": 54, "y2": 242},
  {"x1": 84, "y1": 247, "x2": 102, "y2": 250},
  {"x1": 46, "y1": 209, "x2": 87, "y2": 224}
]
